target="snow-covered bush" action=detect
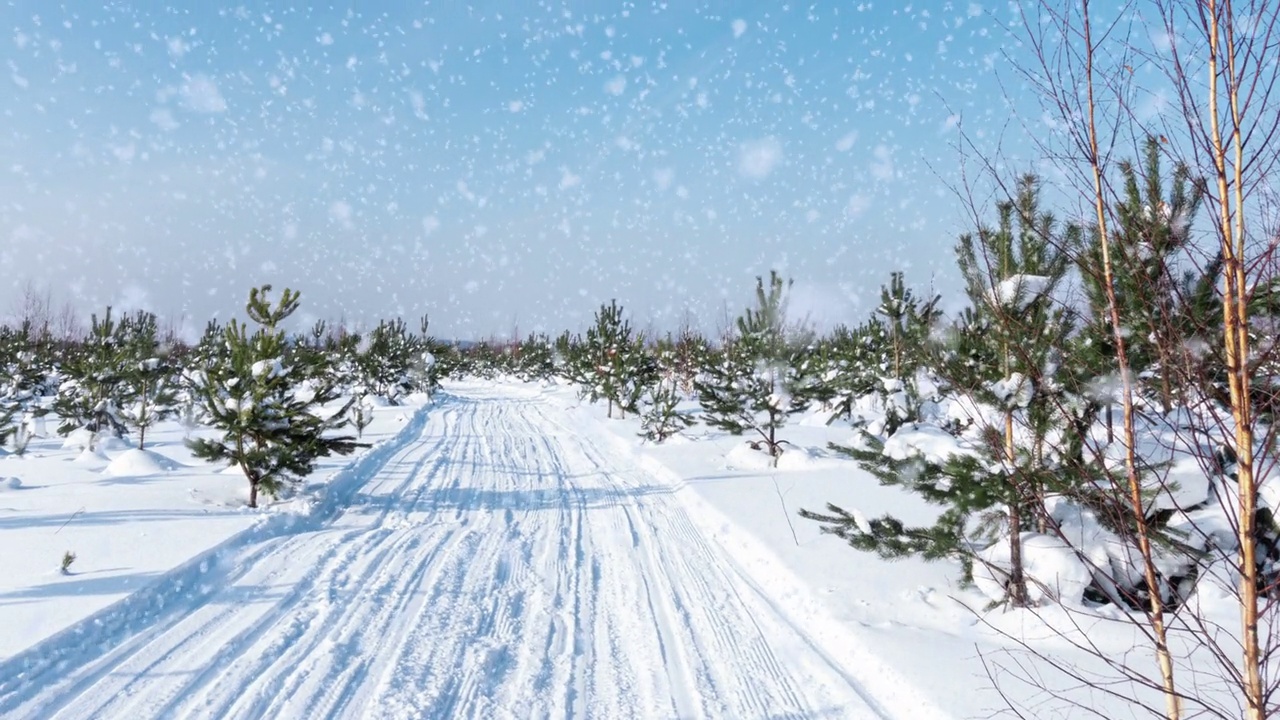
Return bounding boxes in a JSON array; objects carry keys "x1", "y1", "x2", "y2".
[
  {"x1": 697, "y1": 272, "x2": 819, "y2": 466},
  {"x1": 187, "y1": 285, "x2": 362, "y2": 508}
]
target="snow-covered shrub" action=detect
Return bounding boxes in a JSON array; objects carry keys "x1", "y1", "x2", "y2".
[
  {"x1": 187, "y1": 285, "x2": 361, "y2": 508},
  {"x1": 697, "y1": 272, "x2": 819, "y2": 466}
]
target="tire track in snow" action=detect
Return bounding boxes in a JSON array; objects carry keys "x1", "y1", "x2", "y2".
[
  {"x1": 45, "y1": 409, "x2": 456, "y2": 720},
  {"x1": 0, "y1": 402, "x2": 441, "y2": 720},
  {"x1": 2, "y1": 385, "x2": 910, "y2": 720}
]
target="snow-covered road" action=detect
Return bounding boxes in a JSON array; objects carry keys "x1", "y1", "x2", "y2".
[{"x1": 1, "y1": 385, "x2": 897, "y2": 719}]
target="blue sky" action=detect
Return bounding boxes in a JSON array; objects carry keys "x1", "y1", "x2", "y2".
[{"x1": 1, "y1": 1, "x2": 1046, "y2": 339}]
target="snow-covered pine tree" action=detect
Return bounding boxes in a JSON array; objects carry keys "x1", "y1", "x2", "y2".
[
  {"x1": 514, "y1": 332, "x2": 556, "y2": 382},
  {"x1": 581, "y1": 300, "x2": 652, "y2": 418},
  {"x1": 1075, "y1": 136, "x2": 1212, "y2": 414},
  {"x1": 53, "y1": 307, "x2": 130, "y2": 450},
  {"x1": 696, "y1": 271, "x2": 817, "y2": 466},
  {"x1": 120, "y1": 356, "x2": 179, "y2": 451},
  {"x1": 115, "y1": 310, "x2": 179, "y2": 450},
  {"x1": 659, "y1": 325, "x2": 712, "y2": 396},
  {"x1": 639, "y1": 377, "x2": 692, "y2": 443},
  {"x1": 0, "y1": 379, "x2": 16, "y2": 451},
  {"x1": 554, "y1": 331, "x2": 590, "y2": 387},
  {"x1": 804, "y1": 176, "x2": 1076, "y2": 607},
  {"x1": 638, "y1": 346, "x2": 694, "y2": 443},
  {"x1": 354, "y1": 318, "x2": 417, "y2": 404},
  {"x1": 863, "y1": 272, "x2": 942, "y2": 435},
  {"x1": 409, "y1": 314, "x2": 442, "y2": 395},
  {"x1": 349, "y1": 393, "x2": 375, "y2": 439},
  {"x1": 187, "y1": 285, "x2": 361, "y2": 508},
  {"x1": 877, "y1": 271, "x2": 941, "y2": 382},
  {"x1": 0, "y1": 323, "x2": 50, "y2": 452},
  {"x1": 820, "y1": 320, "x2": 891, "y2": 426}
]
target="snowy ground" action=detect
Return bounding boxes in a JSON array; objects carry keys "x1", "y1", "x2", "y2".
[
  {"x1": 5, "y1": 378, "x2": 1192, "y2": 719},
  {"x1": 0, "y1": 382, "x2": 961, "y2": 720},
  {"x1": 0, "y1": 403, "x2": 420, "y2": 660}
]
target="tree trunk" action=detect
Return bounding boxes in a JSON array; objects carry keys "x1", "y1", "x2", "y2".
[
  {"x1": 1080, "y1": 6, "x2": 1179, "y2": 714},
  {"x1": 248, "y1": 477, "x2": 259, "y2": 509},
  {"x1": 1007, "y1": 503, "x2": 1028, "y2": 607},
  {"x1": 1204, "y1": 5, "x2": 1263, "y2": 714},
  {"x1": 1004, "y1": 410, "x2": 1029, "y2": 607}
]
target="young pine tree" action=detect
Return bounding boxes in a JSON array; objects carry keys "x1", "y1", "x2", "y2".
[
  {"x1": 117, "y1": 310, "x2": 180, "y2": 450},
  {"x1": 54, "y1": 307, "x2": 130, "y2": 450},
  {"x1": 696, "y1": 271, "x2": 818, "y2": 467},
  {"x1": 581, "y1": 300, "x2": 652, "y2": 418},
  {"x1": 187, "y1": 286, "x2": 362, "y2": 508},
  {"x1": 638, "y1": 346, "x2": 694, "y2": 443},
  {"x1": 877, "y1": 271, "x2": 941, "y2": 383},
  {"x1": 805, "y1": 176, "x2": 1077, "y2": 607},
  {"x1": 1074, "y1": 135, "x2": 1211, "y2": 413},
  {"x1": 0, "y1": 325, "x2": 50, "y2": 453},
  {"x1": 355, "y1": 318, "x2": 418, "y2": 404}
]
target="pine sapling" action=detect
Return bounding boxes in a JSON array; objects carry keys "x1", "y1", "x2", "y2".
[
  {"x1": 639, "y1": 377, "x2": 692, "y2": 443},
  {"x1": 187, "y1": 285, "x2": 364, "y2": 508},
  {"x1": 696, "y1": 272, "x2": 817, "y2": 466},
  {"x1": 350, "y1": 394, "x2": 375, "y2": 439}
]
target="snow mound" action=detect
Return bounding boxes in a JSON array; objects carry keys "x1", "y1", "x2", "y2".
[
  {"x1": 1156, "y1": 453, "x2": 1212, "y2": 511},
  {"x1": 73, "y1": 446, "x2": 109, "y2": 465},
  {"x1": 61, "y1": 428, "x2": 95, "y2": 451},
  {"x1": 104, "y1": 449, "x2": 182, "y2": 477},
  {"x1": 99, "y1": 435, "x2": 133, "y2": 451},
  {"x1": 776, "y1": 444, "x2": 843, "y2": 471},
  {"x1": 1, "y1": 476, "x2": 22, "y2": 490},
  {"x1": 975, "y1": 532, "x2": 1093, "y2": 606},
  {"x1": 798, "y1": 407, "x2": 840, "y2": 427},
  {"x1": 882, "y1": 424, "x2": 977, "y2": 464},
  {"x1": 724, "y1": 442, "x2": 777, "y2": 470}
]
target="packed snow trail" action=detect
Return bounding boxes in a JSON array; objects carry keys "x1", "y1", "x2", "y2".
[{"x1": 0, "y1": 385, "x2": 899, "y2": 719}]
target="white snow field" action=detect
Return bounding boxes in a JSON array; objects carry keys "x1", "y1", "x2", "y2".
[{"x1": 0, "y1": 383, "x2": 945, "y2": 720}]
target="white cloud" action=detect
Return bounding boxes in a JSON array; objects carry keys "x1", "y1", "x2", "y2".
[
  {"x1": 738, "y1": 137, "x2": 783, "y2": 180},
  {"x1": 180, "y1": 74, "x2": 227, "y2": 113}
]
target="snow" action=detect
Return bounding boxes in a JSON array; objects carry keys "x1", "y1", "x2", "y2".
[
  {"x1": 974, "y1": 532, "x2": 1093, "y2": 606},
  {"x1": 0, "y1": 379, "x2": 1253, "y2": 718},
  {"x1": 102, "y1": 448, "x2": 183, "y2": 477},
  {"x1": 882, "y1": 423, "x2": 977, "y2": 464},
  {"x1": 986, "y1": 274, "x2": 1053, "y2": 310},
  {"x1": 0, "y1": 401, "x2": 418, "y2": 661},
  {"x1": 0, "y1": 384, "x2": 926, "y2": 719}
]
